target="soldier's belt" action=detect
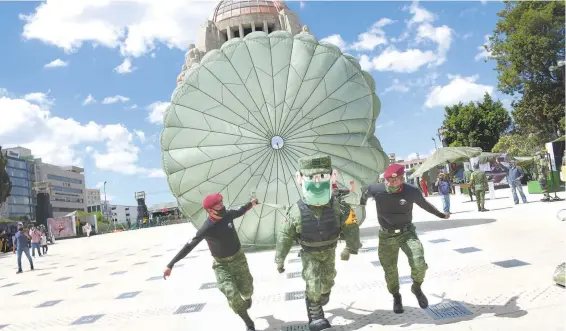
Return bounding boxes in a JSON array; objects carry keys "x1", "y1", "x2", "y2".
[
  {"x1": 299, "y1": 238, "x2": 338, "y2": 248},
  {"x1": 380, "y1": 224, "x2": 413, "y2": 234},
  {"x1": 213, "y1": 250, "x2": 241, "y2": 263}
]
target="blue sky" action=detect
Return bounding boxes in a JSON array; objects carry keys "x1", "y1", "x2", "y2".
[{"x1": 0, "y1": 0, "x2": 509, "y2": 206}]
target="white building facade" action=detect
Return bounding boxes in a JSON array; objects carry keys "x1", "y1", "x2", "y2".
[
  {"x1": 87, "y1": 203, "x2": 138, "y2": 225},
  {"x1": 85, "y1": 189, "x2": 101, "y2": 207}
]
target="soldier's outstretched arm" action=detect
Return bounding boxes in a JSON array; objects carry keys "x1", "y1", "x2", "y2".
[
  {"x1": 274, "y1": 206, "x2": 297, "y2": 267},
  {"x1": 359, "y1": 185, "x2": 370, "y2": 206},
  {"x1": 166, "y1": 225, "x2": 209, "y2": 269},
  {"x1": 410, "y1": 186, "x2": 447, "y2": 219}
]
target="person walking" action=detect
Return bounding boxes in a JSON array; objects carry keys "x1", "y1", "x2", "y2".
[
  {"x1": 84, "y1": 222, "x2": 92, "y2": 237},
  {"x1": 470, "y1": 163, "x2": 489, "y2": 212},
  {"x1": 29, "y1": 226, "x2": 42, "y2": 257},
  {"x1": 40, "y1": 231, "x2": 48, "y2": 255},
  {"x1": 360, "y1": 164, "x2": 450, "y2": 314},
  {"x1": 13, "y1": 224, "x2": 34, "y2": 274},
  {"x1": 496, "y1": 158, "x2": 527, "y2": 205},
  {"x1": 535, "y1": 149, "x2": 552, "y2": 202},
  {"x1": 463, "y1": 166, "x2": 474, "y2": 202},
  {"x1": 436, "y1": 173, "x2": 451, "y2": 213},
  {"x1": 164, "y1": 194, "x2": 259, "y2": 331},
  {"x1": 419, "y1": 177, "x2": 429, "y2": 197}
]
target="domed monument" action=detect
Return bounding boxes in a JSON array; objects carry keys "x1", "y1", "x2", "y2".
[
  {"x1": 178, "y1": 0, "x2": 302, "y2": 83},
  {"x1": 162, "y1": 0, "x2": 388, "y2": 247}
]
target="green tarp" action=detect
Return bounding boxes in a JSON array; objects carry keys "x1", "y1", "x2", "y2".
[
  {"x1": 160, "y1": 30, "x2": 388, "y2": 246},
  {"x1": 410, "y1": 147, "x2": 482, "y2": 178}
]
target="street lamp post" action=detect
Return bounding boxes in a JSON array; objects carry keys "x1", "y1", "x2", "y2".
[{"x1": 432, "y1": 137, "x2": 437, "y2": 149}]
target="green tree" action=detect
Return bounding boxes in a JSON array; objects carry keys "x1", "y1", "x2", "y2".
[
  {"x1": 441, "y1": 93, "x2": 512, "y2": 151},
  {"x1": 487, "y1": 1, "x2": 565, "y2": 140},
  {"x1": 492, "y1": 133, "x2": 539, "y2": 156}
]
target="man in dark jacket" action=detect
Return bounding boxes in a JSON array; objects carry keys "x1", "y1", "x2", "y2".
[
  {"x1": 360, "y1": 164, "x2": 449, "y2": 314},
  {"x1": 163, "y1": 193, "x2": 259, "y2": 331}
]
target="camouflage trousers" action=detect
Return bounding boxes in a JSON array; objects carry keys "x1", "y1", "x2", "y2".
[
  {"x1": 212, "y1": 250, "x2": 254, "y2": 313},
  {"x1": 378, "y1": 225, "x2": 428, "y2": 294},
  {"x1": 474, "y1": 188, "x2": 485, "y2": 210},
  {"x1": 301, "y1": 248, "x2": 337, "y2": 302},
  {"x1": 539, "y1": 176, "x2": 550, "y2": 198}
]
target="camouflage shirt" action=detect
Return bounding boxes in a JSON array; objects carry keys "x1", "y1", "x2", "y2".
[
  {"x1": 274, "y1": 197, "x2": 361, "y2": 264},
  {"x1": 470, "y1": 170, "x2": 488, "y2": 189}
]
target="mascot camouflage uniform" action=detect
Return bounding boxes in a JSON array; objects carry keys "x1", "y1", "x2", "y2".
[
  {"x1": 275, "y1": 155, "x2": 361, "y2": 331},
  {"x1": 535, "y1": 148, "x2": 551, "y2": 202}
]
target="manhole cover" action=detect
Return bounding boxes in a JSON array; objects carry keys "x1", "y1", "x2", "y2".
[
  {"x1": 285, "y1": 291, "x2": 305, "y2": 301},
  {"x1": 399, "y1": 276, "x2": 412, "y2": 284},
  {"x1": 200, "y1": 282, "x2": 217, "y2": 290},
  {"x1": 454, "y1": 247, "x2": 482, "y2": 254},
  {"x1": 281, "y1": 324, "x2": 309, "y2": 331},
  {"x1": 425, "y1": 301, "x2": 473, "y2": 320},
  {"x1": 287, "y1": 272, "x2": 302, "y2": 279},
  {"x1": 429, "y1": 238, "x2": 449, "y2": 244},
  {"x1": 371, "y1": 261, "x2": 381, "y2": 267},
  {"x1": 492, "y1": 259, "x2": 530, "y2": 268},
  {"x1": 174, "y1": 303, "x2": 206, "y2": 314},
  {"x1": 288, "y1": 259, "x2": 301, "y2": 264}
]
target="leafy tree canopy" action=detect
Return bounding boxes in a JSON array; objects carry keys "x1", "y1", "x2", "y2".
[
  {"x1": 441, "y1": 93, "x2": 512, "y2": 152},
  {"x1": 492, "y1": 133, "x2": 539, "y2": 156},
  {"x1": 488, "y1": 1, "x2": 565, "y2": 139}
]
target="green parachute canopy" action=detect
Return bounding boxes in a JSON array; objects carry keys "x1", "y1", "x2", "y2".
[{"x1": 160, "y1": 29, "x2": 388, "y2": 246}]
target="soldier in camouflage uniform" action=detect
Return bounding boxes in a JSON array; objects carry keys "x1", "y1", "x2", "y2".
[
  {"x1": 360, "y1": 164, "x2": 449, "y2": 314},
  {"x1": 535, "y1": 149, "x2": 551, "y2": 202},
  {"x1": 164, "y1": 193, "x2": 259, "y2": 331},
  {"x1": 470, "y1": 163, "x2": 489, "y2": 212},
  {"x1": 275, "y1": 155, "x2": 361, "y2": 331}
]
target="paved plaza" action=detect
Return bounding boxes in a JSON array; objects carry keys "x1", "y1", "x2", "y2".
[{"x1": 1, "y1": 188, "x2": 565, "y2": 331}]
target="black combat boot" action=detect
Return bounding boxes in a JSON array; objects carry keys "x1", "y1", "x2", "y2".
[
  {"x1": 320, "y1": 291, "x2": 331, "y2": 306},
  {"x1": 237, "y1": 311, "x2": 255, "y2": 331},
  {"x1": 411, "y1": 282, "x2": 428, "y2": 308},
  {"x1": 392, "y1": 293, "x2": 404, "y2": 314},
  {"x1": 481, "y1": 208, "x2": 489, "y2": 212},
  {"x1": 305, "y1": 298, "x2": 331, "y2": 331}
]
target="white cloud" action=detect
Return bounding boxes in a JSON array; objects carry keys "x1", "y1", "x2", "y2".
[
  {"x1": 415, "y1": 23, "x2": 452, "y2": 65},
  {"x1": 406, "y1": 149, "x2": 435, "y2": 161},
  {"x1": 359, "y1": 55, "x2": 373, "y2": 71},
  {"x1": 126, "y1": 104, "x2": 138, "y2": 110},
  {"x1": 299, "y1": 1, "x2": 306, "y2": 9},
  {"x1": 462, "y1": 32, "x2": 473, "y2": 40},
  {"x1": 382, "y1": 79, "x2": 409, "y2": 94},
  {"x1": 147, "y1": 169, "x2": 166, "y2": 178},
  {"x1": 147, "y1": 101, "x2": 170, "y2": 124},
  {"x1": 376, "y1": 120, "x2": 395, "y2": 129},
  {"x1": 320, "y1": 34, "x2": 347, "y2": 52},
  {"x1": 424, "y1": 75, "x2": 494, "y2": 108},
  {"x1": 406, "y1": 1, "x2": 435, "y2": 27},
  {"x1": 102, "y1": 95, "x2": 129, "y2": 104},
  {"x1": 0, "y1": 89, "x2": 161, "y2": 177},
  {"x1": 82, "y1": 94, "x2": 96, "y2": 106},
  {"x1": 24, "y1": 91, "x2": 54, "y2": 107},
  {"x1": 350, "y1": 18, "x2": 394, "y2": 51},
  {"x1": 134, "y1": 129, "x2": 145, "y2": 142},
  {"x1": 114, "y1": 58, "x2": 136, "y2": 74},
  {"x1": 367, "y1": 47, "x2": 437, "y2": 73},
  {"x1": 321, "y1": 18, "x2": 394, "y2": 53},
  {"x1": 362, "y1": 3, "x2": 452, "y2": 73},
  {"x1": 474, "y1": 34, "x2": 492, "y2": 61},
  {"x1": 19, "y1": 0, "x2": 217, "y2": 58},
  {"x1": 44, "y1": 58, "x2": 68, "y2": 68}
]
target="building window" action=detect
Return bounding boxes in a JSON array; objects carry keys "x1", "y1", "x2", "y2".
[
  {"x1": 6, "y1": 159, "x2": 26, "y2": 170},
  {"x1": 8, "y1": 196, "x2": 30, "y2": 205},
  {"x1": 52, "y1": 185, "x2": 83, "y2": 194},
  {"x1": 10, "y1": 177, "x2": 29, "y2": 187},
  {"x1": 10, "y1": 186, "x2": 30, "y2": 196},
  {"x1": 6, "y1": 168, "x2": 28, "y2": 179},
  {"x1": 47, "y1": 174, "x2": 83, "y2": 185},
  {"x1": 125, "y1": 213, "x2": 130, "y2": 217},
  {"x1": 111, "y1": 207, "x2": 116, "y2": 210}
]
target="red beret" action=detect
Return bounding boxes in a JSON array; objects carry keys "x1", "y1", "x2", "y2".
[
  {"x1": 383, "y1": 164, "x2": 405, "y2": 179},
  {"x1": 203, "y1": 193, "x2": 223, "y2": 209}
]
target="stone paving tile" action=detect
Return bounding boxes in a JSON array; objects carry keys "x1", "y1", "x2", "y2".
[
  {"x1": 36, "y1": 300, "x2": 63, "y2": 308},
  {"x1": 71, "y1": 314, "x2": 104, "y2": 325}
]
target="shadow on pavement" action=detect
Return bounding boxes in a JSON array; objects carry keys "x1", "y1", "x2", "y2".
[
  {"x1": 463, "y1": 196, "x2": 509, "y2": 204},
  {"x1": 258, "y1": 294, "x2": 527, "y2": 330},
  {"x1": 360, "y1": 218, "x2": 496, "y2": 238}
]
